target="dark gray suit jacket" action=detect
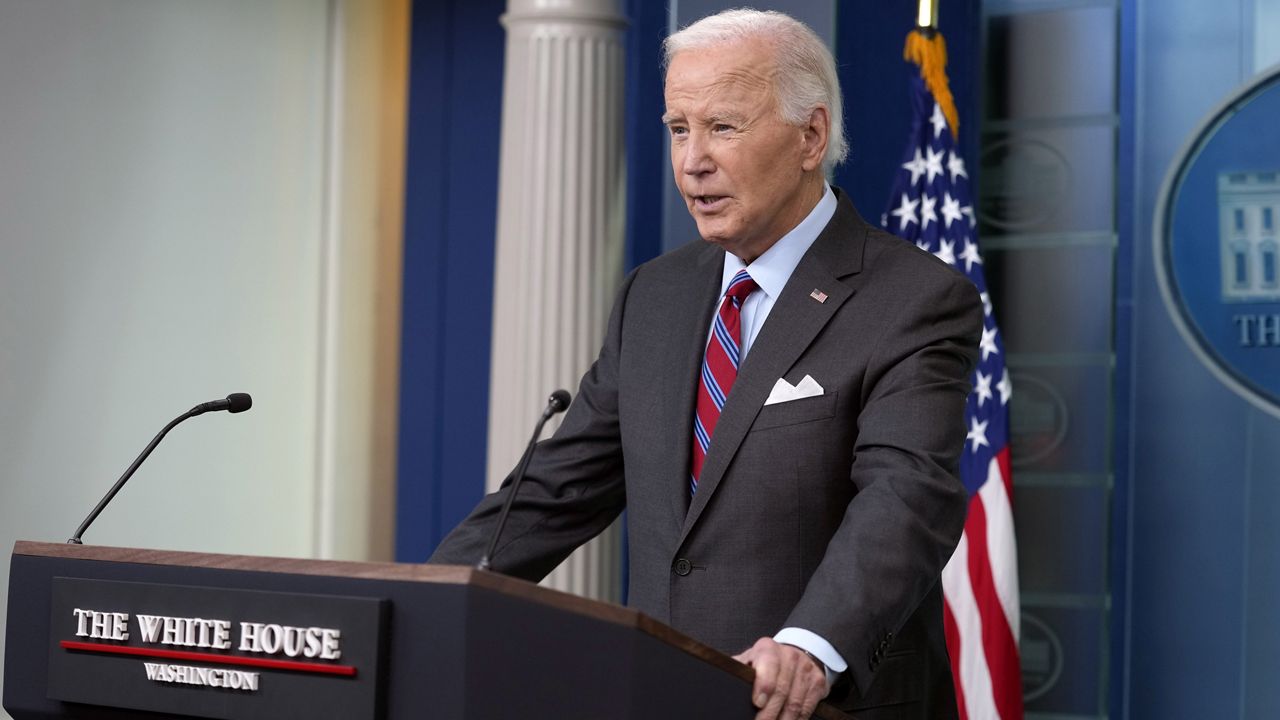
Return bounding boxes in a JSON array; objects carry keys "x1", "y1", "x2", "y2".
[{"x1": 430, "y1": 189, "x2": 982, "y2": 717}]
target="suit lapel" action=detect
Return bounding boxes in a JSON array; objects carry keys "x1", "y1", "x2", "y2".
[
  {"x1": 656, "y1": 243, "x2": 724, "y2": 528},
  {"x1": 678, "y1": 192, "x2": 867, "y2": 545}
]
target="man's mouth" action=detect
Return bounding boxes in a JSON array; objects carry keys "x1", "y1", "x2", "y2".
[{"x1": 692, "y1": 195, "x2": 728, "y2": 211}]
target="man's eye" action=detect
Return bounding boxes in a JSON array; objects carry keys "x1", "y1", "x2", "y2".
[
  {"x1": 713, "y1": 124, "x2": 733, "y2": 133},
  {"x1": 669, "y1": 126, "x2": 688, "y2": 137}
]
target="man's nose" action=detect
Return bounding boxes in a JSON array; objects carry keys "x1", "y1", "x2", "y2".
[{"x1": 681, "y1": 133, "x2": 715, "y2": 176}]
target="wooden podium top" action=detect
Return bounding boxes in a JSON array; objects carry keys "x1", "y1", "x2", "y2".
[
  {"x1": 14, "y1": 540, "x2": 689, "y2": 647},
  {"x1": 12, "y1": 540, "x2": 851, "y2": 720}
]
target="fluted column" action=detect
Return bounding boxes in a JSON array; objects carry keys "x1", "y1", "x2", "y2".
[{"x1": 487, "y1": 0, "x2": 626, "y2": 600}]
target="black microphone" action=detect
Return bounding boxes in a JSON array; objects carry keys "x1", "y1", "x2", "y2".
[
  {"x1": 67, "y1": 393, "x2": 254, "y2": 544},
  {"x1": 476, "y1": 389, "x2": 572, "y2": 571},
  {"x1": 193, "y1": 392, "x2": 253, "y2": 416}
]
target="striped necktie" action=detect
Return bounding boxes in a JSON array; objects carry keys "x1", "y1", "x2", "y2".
[{"x1": 691, "y1": 269, "x2": 759, "y2": 494}]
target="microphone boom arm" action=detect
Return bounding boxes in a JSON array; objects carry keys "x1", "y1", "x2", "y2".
[
  {"x1": 67, "y1": 393, "x2": 252, "y2": 544},
  {"x1": 476, "y1": 390, "x2": 571, "y2": 571}
]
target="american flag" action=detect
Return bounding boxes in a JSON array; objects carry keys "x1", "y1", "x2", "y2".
[{"x1": 882, "y1": 32, "x2": 1023, "y2": 720}]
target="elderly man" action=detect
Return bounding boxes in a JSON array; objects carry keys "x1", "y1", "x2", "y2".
[{"x1": 430, "y1": 9, "x2": 980, "y2": 719}]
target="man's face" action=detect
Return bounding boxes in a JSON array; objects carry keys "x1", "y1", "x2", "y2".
[{"x1": 663, "y1": 38, "x2": 825, "y2": 262}]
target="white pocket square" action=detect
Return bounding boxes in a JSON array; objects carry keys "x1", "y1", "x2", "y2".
[{"x1": 764, "y1": 375, "x2": 824, "y2": 406}]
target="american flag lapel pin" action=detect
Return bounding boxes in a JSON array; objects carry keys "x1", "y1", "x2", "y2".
[{"x1": 810, "y1": 289, "x2": 828, "y2": 303}]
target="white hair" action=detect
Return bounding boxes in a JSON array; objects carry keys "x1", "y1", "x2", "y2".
[{"x1": 663, "y1": 8, "x2": 848, "y2": 173}]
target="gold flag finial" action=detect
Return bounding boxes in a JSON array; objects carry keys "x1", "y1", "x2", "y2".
[{"x1": 904, "y1": 26, "x2": 960, "y2": 138}]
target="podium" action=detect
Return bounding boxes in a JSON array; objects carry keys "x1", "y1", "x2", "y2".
[{"x1": 5, "y1": 541, "x2": 850, "y2": 719}]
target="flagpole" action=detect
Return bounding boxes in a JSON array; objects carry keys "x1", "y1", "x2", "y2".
[{"x1": 917, "y1": 0, "x2": 938, "y2": 33}]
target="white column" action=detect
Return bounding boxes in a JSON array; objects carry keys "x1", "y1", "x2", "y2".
[{"x1": 487, "y1": 0, "x2": 627, "y2": 600}]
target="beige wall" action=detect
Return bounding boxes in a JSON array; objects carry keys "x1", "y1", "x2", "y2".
[{"x1": 0, "y1": 0, "x2": 408, "y2": 710}]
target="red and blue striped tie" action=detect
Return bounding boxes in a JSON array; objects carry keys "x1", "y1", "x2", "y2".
[{"x1": 691, "y1": 269, "x2": 759, "y2": 494}]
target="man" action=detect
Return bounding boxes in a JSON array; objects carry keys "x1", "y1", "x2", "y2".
[{"x1": 430, "y1": 9, "x2": 981, "y2": 719}]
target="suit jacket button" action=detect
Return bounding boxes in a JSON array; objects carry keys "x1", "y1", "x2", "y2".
[{"x1": 673, "y1": 558, "x2": 692, "y2": 576}]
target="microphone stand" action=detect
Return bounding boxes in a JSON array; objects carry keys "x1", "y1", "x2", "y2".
[
  {"x1": 67, "y1": 395, "x2": 251, "y2": 544},
  {"x1": 476, "y1": 390, "x2": 570, "y2": 571}
]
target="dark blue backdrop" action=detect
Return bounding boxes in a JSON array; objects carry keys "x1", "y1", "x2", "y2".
[{"x1": 395, "y1": 0, "x2": 505, "y2": 561}]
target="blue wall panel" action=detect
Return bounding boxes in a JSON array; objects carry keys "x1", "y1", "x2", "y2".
[
  {"x1": 624, "y1": 0, "x2": 668, "y2": 269},
  {"x1": 396, "y1": 0, "x2": 505, "y2": 561}
]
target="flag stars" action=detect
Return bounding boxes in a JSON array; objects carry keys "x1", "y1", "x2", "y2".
[
  {"x1": 902, "y1": 148, "x2": 927, "y2": 186},
  {"x1": 941, "y1": 192, "x2": 963, "y2": 228},
  {"x1": 916, "y1": 239, "x2": 932, "y2": 252},
  {"x1": 935, "y1": 238, "x2": 956, "y2": 266},
  {"x1": 974, "y1": 370, "x2": 993, "y2": 408},
  {"x1": 980, "y1": 291, "x2": 993, "y2": 317},
  {"x1": 891, "y1": 193, "x2": 919, "y2": 231},
  {"x1": 925, "y1": 146, "x2": 945, "y2": 184},
  {"x1": 962, "y1": 204, "x2": 976, "y2": 227},
  {"x1": 920, "y1": 193, "x2": 938, "y2": 230},
  {"x1": 966, "y1": 417, "x2": 990, "y2": 452},
  {"x1": 980, "y1": 325, "x2": 1000, "y2": 361},
  {"x1": 997, "y1": 368, "x2": 1013, "y2": 406},
  {"x1": 930, "y1": 103, "x2": 948, "y2": 139},
  {"x1": 948, "y1": 151, "x2": 968, "y2": 182},
  {"x1": 959, "y1": 239, "x2": 983, "y2": 272}
]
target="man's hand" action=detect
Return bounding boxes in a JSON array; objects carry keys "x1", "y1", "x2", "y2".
[{"x1": 733, "y1": 637, "x2": 829, "y2": 720}]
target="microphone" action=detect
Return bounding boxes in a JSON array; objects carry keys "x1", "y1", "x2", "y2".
[
  {"x1": 193, "y1": 392, "x2": 253, "y2": 416},
  {"x1": 476, "y1": 389, "x2": 572, "y2": 571},
  {"x1": 546, "y1": 389, "x2": 571, "y2": 416},
  {"x1": 67, "y1": 393, "x2": 254, "y2": 544}
]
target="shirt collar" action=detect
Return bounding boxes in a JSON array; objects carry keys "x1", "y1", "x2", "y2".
[{"x1": 721, "y1": 183, "x2": 838, "y2": 300}]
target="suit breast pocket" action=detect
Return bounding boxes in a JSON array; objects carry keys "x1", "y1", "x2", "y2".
[{"x1": 751, "y1": 391, "x2": 838, "y2": 431}]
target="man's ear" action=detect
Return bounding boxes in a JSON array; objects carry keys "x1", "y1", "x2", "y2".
[{"x1": 800, "y1": 106, "x2": 830, "y2": 173}]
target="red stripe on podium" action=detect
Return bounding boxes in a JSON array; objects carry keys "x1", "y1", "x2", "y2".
[{"x1": 59, "y1": 640, "x2": 357, "y2": 677}]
